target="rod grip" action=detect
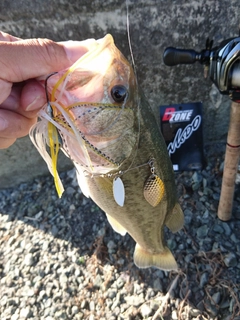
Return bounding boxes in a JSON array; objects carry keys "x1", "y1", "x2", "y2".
[{"x1": 218, "y1": 102, "x2": 240, "y2": 221}]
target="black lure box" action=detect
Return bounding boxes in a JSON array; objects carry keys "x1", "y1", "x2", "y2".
[{"x1": 159, "y1": 102, "x2": 204, "y2": 171}]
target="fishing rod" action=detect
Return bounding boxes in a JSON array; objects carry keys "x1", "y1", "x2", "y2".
[{"x1": 163, "y1": 34, "x2": 240, "y2": 221}]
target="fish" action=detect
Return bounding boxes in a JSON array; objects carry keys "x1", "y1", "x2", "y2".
[{"x1": 30, "y1": 34, "x2": 184, "y2": 271}]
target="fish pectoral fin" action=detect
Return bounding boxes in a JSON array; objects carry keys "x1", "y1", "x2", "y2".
[
  {"x1": 165, "y1": 202, "x2": 184, "y2": 233},
  {"x1": 75, "y1": 165, "x2": 90, "y2": 198},
  {"x1": 133, "y1": 244, "x2": 178, "y2": 271},
  {"x1": 105, "y1": 213, "x2": 127, "y2": 236}
]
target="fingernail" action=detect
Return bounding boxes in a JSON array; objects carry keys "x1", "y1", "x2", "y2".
[
  {"x1": 26, "y1": 96, "x2": 42, "y2": 111},
  {"x1": 0, "y1": 116, "x2": 8, "y2": 131}
]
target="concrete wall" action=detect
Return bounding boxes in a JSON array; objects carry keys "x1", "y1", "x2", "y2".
[{"x1": 0, "y1": 0, "x2": 239, "y2": 187}]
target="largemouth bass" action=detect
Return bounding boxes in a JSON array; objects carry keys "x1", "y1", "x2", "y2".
[{"x1": 30, "y1": 34, "x2": 184, "y2": 271}]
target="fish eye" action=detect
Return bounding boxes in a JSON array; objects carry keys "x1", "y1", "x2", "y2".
[{"x1": 111, "y1": 85, "x2": 128, "y2": 103}]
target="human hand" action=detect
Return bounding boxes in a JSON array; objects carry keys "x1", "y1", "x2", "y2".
[{"x1": 0, "y1": 31, "x2": 95, "y2": 148}]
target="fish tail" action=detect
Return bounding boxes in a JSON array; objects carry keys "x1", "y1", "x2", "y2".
[
  {"x1": 133, "y1": 243, "x2": 178, "y2": 271},
  {"x1": 165, "y1": 202, "x2": 184, "y2": 233}
]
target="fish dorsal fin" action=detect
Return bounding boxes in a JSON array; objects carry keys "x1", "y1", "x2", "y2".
[
  {"x1": 165, "y1": 202, "x2": 184, "y2": 233},
  {"x1": 105, "y1": 213, "x2": 127, "y2": 236},
  {"x1": 134, "y1": 243, "x2": 178, "y2": 271}
]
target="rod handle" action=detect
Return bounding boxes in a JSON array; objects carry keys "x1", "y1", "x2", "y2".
[{"x1": 218, "y1": 102, "x2": 240, "y2": 221}]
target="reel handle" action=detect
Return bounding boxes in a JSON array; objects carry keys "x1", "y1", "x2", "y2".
[{"x1": 163, "y1": 47, "x2": 201, "y2": 66}]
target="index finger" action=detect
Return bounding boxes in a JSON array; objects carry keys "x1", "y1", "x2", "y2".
[
  {"x1": 0, "y1": 34, "x2": 97, "y2": 106},
  {"x1": 0, "y1": 38, "x2": 97, "y2": 83}
]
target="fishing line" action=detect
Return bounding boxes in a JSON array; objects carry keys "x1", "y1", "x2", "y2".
[
  {"x1": 125, "y1": 0, "x2": 141, "y2": 172},
  {"x1": 126, "y1": 0, "x2": 137, "y2": 77},
  {"x1": 90, "y1": 158, "x2": 155, "y2": 179},
  {"x1": 45, "y1": 72, "x2": 58, "y2": 105}
]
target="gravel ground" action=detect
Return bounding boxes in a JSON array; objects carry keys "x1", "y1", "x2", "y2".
[{"x1": 0, "y1": 143, "x2": 240, "y2": 320}]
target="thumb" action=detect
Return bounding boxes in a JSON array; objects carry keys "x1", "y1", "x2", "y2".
[{"x1": 0, "y1": 38, "x2": 97, "y2": 82}]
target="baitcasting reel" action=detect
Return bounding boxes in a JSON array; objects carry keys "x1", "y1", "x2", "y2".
[
  {"x1": 164, "y1": 32, "x2": 240, "y2": 221},
  {"x1": 163, "y1": 35, "x2": 240, "y2": 101}
]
